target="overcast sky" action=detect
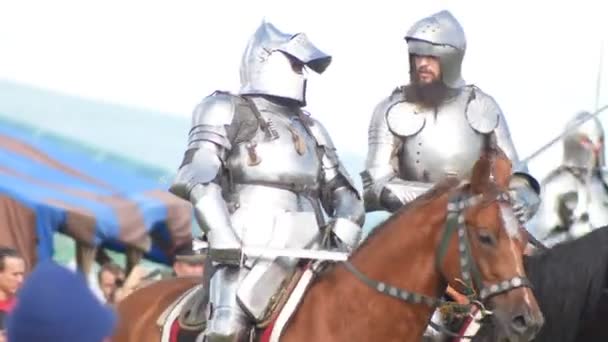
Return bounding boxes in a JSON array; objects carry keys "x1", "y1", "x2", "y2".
[{"x1": 1, "y1": 0, "x2": 607, "y2": 180}]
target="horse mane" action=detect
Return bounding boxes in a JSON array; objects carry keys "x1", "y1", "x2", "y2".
[
  {"x1": 355, "y1": 176, "x2": 463, "y2": 253},
  {"x1": 473, "y1": 226, "x2": 608, "y2": 342}
]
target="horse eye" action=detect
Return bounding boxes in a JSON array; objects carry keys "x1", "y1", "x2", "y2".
[{"x1": 477, "y1": 229, "x2": 496, "y2": 247}]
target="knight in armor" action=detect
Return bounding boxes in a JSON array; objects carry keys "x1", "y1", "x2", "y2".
[
  {"x1": 169, "y1": 21, "x2": 365, "y2": 342},
  {"x1": 530, "y1": 111, "x2": 608, "y2": 246},
  {"x1": 359, "y1": 10, "x2": 541, "y2": 340}
]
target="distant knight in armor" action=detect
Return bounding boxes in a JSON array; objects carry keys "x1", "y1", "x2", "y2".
[
  {"x1": 530, "y1": 111, "x2": 608, "y2": 246},
  {"x1": 359, "y1": 10, "x2": 541, "y2": 340},
  {"x1": 169, "y1": 21, "x2": 365, "y2": 342}
]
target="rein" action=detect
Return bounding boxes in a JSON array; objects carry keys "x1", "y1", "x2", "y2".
[{"x1": 342, "y1": 189, "x2": 533, "y2": 339}]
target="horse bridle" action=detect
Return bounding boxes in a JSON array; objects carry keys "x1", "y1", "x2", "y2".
[{"x1": 342, "y1": 189, "x2": 533, "y2": 337}]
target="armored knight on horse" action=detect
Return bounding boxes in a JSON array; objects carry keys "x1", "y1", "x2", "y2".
[
  {"x1": 169, "y1": 21, "x2": 365, "y2": 342},
  {"x1": 359, "y1": 10, "x2": 542, "y2": 340},
  {"x1": 530, "y1": 111, "x2": 608, "y2": 245}
]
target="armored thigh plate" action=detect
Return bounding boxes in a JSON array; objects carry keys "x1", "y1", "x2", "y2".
[{"x1": 231, "y1": 200, "x2": 321, "y2": 322}]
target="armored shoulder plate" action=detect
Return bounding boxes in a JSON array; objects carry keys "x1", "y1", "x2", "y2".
[
  {"x1": 193, "y1": 91, "x2": 239, "y2": 127},
  {"x1": 464, "y1": 86, "x2": 500, "y2": 134},
  {"x1": 192, "y1": 91, "x2": 262, "y2": 149},
  {"x1": 385, "y1": 100, "x2": 426, "y2": 138},
  {"x1": 306, "y1": 116, "x2": 335, "y2": 148}
]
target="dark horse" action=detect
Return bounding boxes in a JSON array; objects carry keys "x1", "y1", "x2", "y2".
[
  {"x1": 114, "y1": 143, "x2": 543, "y2": 342},
  {"x1": 465, "y1": 225, "x2": 608, "y2": 342}
]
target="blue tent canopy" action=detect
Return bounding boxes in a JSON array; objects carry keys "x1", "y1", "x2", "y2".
[{"x1": 0, "y1": 116, "x2": 193, "y2": 266}]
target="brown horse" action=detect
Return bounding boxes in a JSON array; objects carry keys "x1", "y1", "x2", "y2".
[{"x1": 113, "y1": 144, "x2": 543, "y2": 342}]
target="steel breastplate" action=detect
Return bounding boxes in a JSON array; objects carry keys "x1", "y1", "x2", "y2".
[
  {"x1": 226, "y1": 104, "x2": 321, "y2": 195},
  {"x1": 387, "y1": 90, "x2": 490, "y2": 182}
]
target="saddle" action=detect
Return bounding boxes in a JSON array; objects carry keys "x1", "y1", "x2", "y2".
[{"x1": 157, "y1": 264, "x2": 312, "y2": 338}]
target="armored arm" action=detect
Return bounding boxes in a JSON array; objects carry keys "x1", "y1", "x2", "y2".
[
  {"x1": 360, "y1": 98, "x2": 433, "y2": 213},
  {"x1": 308, "y1": 119, "x2": 365, "y2": 250},
  {"x1": 169, "y1": 92, "x2": 241, "y2": 264},
  {"x1": 528, "y1": 171, "x2": 578, "y2": 239},
  {"x1": 478, "y1": 91, "x2": 541, "y2": 222}
]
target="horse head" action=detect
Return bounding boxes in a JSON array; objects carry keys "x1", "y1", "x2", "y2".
[{"x1": 440, "y1": 137, "x2": 544, "y2": 341}]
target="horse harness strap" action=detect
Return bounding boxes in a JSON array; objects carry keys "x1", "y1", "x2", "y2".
[
  {"x1": 342, "y1": 189, "x2": 533, "y2": 339},
  {"x1": 436, "y1": 191, "x2": 533, "y2": 301},
  {"x1": 343, "y1": 261, "x2": 447, "y2": 308}
]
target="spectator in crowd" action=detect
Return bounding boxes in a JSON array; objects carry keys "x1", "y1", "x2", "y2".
[
  {"x1": 171, "y1": 242, "x2": 206, "y2": 278},
  {"x1": 0, "y1": 247, "x2": 24, "y2": 315},
  {"x1": 113, "y1": 242, "x2": 207, "y2": 302},
  {"x1": 97, "y1": 262, "x2": 125, "y2": 304},
  {"x1": 5, "y1": 260, "x2": 116, "y2": 342}
]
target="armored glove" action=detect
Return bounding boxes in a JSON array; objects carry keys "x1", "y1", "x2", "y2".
[
  {"x1": 207, "y1": 246, "x2": 243, "y2": 266},
  {"x1": 328, "y1": 218, "x2": 362, "y2": 253},
  {"x1": 379, "y1": 179, "x2": 434, "y2": 212},
  {"x1": 508, "y1": 178, "x2": 541, "y2": 224}
]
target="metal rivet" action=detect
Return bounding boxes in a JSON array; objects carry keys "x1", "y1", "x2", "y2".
[
  {"x1": 412, "y1": 294, "x2": 421, "y2": 303},
  {"x1": 389, "y1": 287, "x2": 398, "y2": 296},
  {"x1": 511, "y1": 278, "x2": 522, "y2": 287},
  {"x1": 490, "y1": 284, "x2": 499, "y2": 293},
  {"x1": 377, "y1": 283, "x2": 386, "y2": 292}
]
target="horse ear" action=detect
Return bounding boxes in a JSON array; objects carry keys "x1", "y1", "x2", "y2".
[
  {"x1": 492, "y1": 147, "x2": 513, "y2": 188},
  {"x1": 470, "y1": 154, "x2": 491, "y2": 194},
  {"x1": 485, "y1": 134, "x2": 513, "y2": 188}
]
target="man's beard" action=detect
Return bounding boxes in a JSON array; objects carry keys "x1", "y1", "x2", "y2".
[{"x1": 404, "y1": 73, "x2": 453, "y2": 108}]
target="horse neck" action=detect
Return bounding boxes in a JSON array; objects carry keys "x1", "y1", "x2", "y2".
[{"x1": 342, "y1": 196, "x2": 450, "y2": 334}]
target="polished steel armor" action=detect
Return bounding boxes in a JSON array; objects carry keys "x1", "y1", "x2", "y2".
[
  {"x1": 170, "y1": 21, "x2": 364, "y2": 342},
  {"x1": 361, "y1": 85, "x2": 539, "y2": 218},
  {"x1": 239, "y1": 20, "x2": 332, "y2": 106},
  {"x1": 361, "y1": 11, "x2": 540, "y2": 340},
  {"x1": 530, "y1": 111, "x2": 608, "y2": 245}
]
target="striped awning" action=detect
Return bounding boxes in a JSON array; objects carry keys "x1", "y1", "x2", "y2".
[{"x1": 0, "y1": 120, "x2": 192, "y2": 265}]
